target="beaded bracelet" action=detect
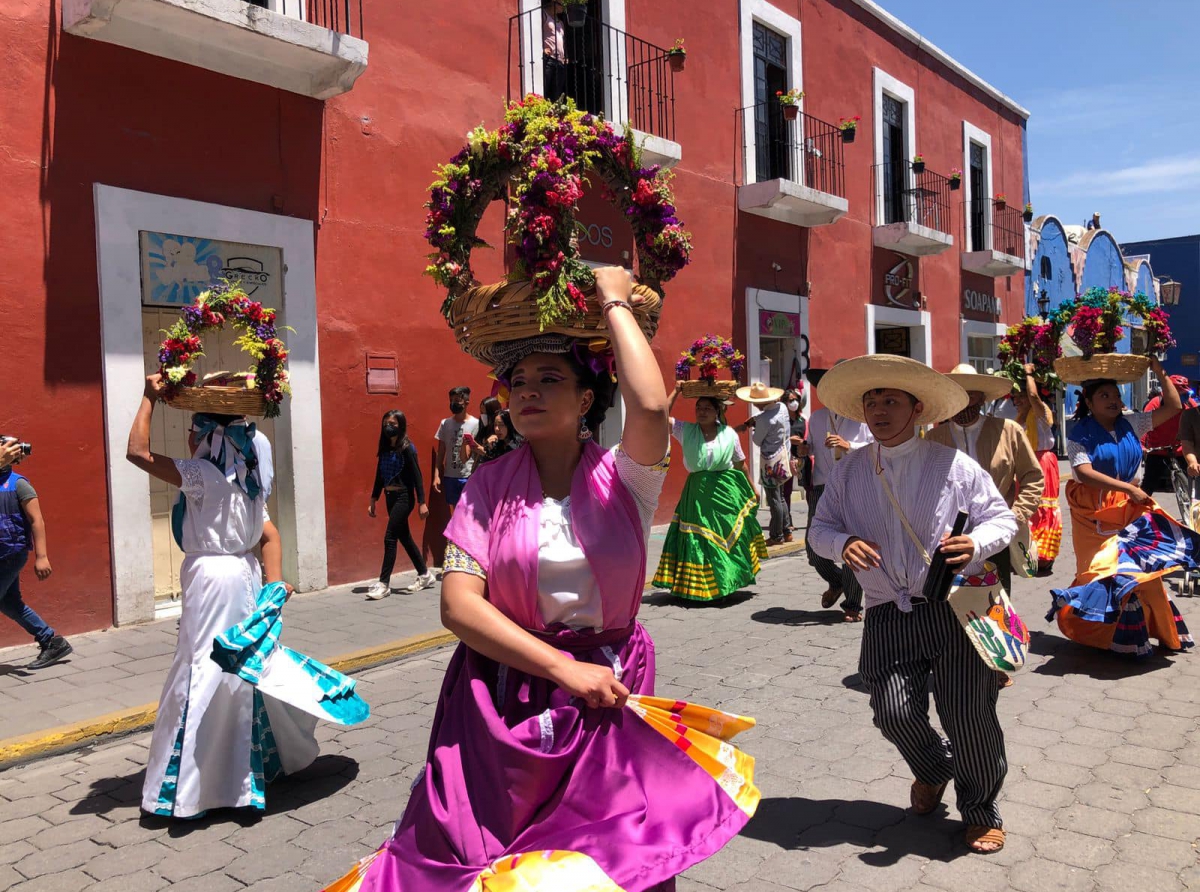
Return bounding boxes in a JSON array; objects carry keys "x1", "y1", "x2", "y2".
[{"x1": 601, "y1": 299, "x2": 634, "y2": 316}]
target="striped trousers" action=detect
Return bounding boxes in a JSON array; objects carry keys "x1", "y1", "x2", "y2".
[
  {"x1": 859, "y1": 600, "x2": 1007, "y2": 828},
  {"x1": 805, "y1": 486, "x2": 863, "y2": 611}
]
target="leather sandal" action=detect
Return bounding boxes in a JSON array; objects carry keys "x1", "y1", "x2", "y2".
[
  {"x1": 997, "y1": 672, "x2": 1014, "y2": 689},
  {"x1": 910, "y1": 779, "x2": 948, "y2": 815},
  {"x1": 964, "y1": 825, "x2": 1006, "y2": 854},
  {"x1": 842, "y1": 610, "x2": 863, "y2": 623},
  {"x1": 820, "y1": 587, "x2": 843, "y2": 609}
]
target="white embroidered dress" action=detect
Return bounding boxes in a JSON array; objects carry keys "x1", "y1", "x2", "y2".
[{"x1": 141, "y1": 434, "x2": 319, "y2": 818}]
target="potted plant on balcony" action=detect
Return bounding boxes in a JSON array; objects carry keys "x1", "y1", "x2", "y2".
[
  {"x1": 563, "y1": 0, "x2": 588, "y2": 28},
  {"x1": 776, "y1": 88, "x2": 803, "y2": 121},
  {"x1": 911, "y1": 153, "x2": 926, "y2": 175},
  {"x1": 837, "y1": 116, "x2": 860, "y2": 144},
  {"x1": 666, "y1": 38, "x2": 687, "y2": 73},
  {"x1": 1022, "y1": 202, "x2": 1034, "y2": 223},
  {"x1": 994, "y1": 194, "x2": 1008, "y2": 210},
  {"x1": 949, "y1": 167, "x2": 962, "y2": 191}
]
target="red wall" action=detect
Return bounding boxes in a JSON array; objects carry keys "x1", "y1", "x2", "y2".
[{"x1": 0, "y1": 0, "x2": 1025, "y2": 644}]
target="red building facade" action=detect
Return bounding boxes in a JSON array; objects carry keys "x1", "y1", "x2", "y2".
[{"x1": 0, "y1": 0, "x2": 1028, "y2": 644}]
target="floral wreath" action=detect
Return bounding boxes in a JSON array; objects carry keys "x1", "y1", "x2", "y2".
[
  {"x1": 157, "y1": 280, "x2": 291, "y2": 419},
  {"x1": 675, "y1": 334, "x2": 745, "y2": 382},
  {"x1": 424, "y1": 95, "x2": 692, "y2": 328}
]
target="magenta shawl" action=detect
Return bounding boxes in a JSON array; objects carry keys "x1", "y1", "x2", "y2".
[{"x1": 443, "y1": 442, "x2": 647, "y2": 630}]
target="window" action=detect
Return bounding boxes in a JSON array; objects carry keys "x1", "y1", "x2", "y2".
[
  {"x1": 969, "y1": 142, "x2": 987, "y2": 252},
  {"x1": 881, "y1": 94, "x2": 907, "y2": 224},
  {"x1": 967, "y1": 335, "x2": 999, "y2": 373},
  {"x1": 1040, "y1": 256, "x2": 1052, "y2": 280},
  {"x1": 752, "y1": 23, "x2": 790, "y2": 182},
  {"x1": 540, "y1": 0, "x2": 605, "y2": 117}
]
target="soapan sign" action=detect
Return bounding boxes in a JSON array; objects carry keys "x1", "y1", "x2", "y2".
[{"x1": 963, "y1": 289, "x2": 1001, "y2": 315}]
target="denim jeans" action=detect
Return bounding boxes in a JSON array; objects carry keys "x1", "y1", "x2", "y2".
[{"x1": 0, "y1": 552, "x2": 55, "y2": 646}]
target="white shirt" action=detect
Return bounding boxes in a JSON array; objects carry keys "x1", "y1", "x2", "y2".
[
  {"x1": 809, "y1": 437, "x2": 1016, "y2": 611},
  {"x1": 173, "y1": 433, "x2": 274, "y2": 556},
  {"x1": 945, "y1": 415, "x2": 987, "y2": 461},
  {"x1": 807, "y1": 408, "x2": 874, "y2": 487},
  {"x1": 536, "y1": 447, "x2": 666, "y2": 631}
]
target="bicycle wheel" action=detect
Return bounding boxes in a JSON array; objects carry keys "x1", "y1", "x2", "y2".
[{"x1": 1170, "y1": 459, "x2": 1194, "y2": 528}]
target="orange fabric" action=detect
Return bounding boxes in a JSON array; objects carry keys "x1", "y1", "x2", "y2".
[{"x1": 1059, "y1": 482, "x2": 1184, "y2": 650}]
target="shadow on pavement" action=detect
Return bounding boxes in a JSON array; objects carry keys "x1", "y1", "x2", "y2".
[
  {"x1": 750, "y1": 606, "x2": 845, "y2": 627},
  {"x1": 743, "y1": 796, "x2": 968, "y2": 864},
  {"x1": 1028, "y1": 629, "x2": 1177, "y2": 678},
  {"x1": 71, "y1": 754, "x2": 359, "y2": 831},
  {"x1": 642, "y1": 591, "x2": 756, "y2": 609},
  {"x1": 0, "y1": 662, "x2": 33, "y2": 678}
]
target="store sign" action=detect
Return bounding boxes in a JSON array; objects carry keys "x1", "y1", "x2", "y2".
[
  {"x1": 1183, "y1": 353, "x2": 1198, "y2": 368},
  {"x1": 884, "y1": 256, "x2": 916, "y2": 308},
  {"x1": 963, "y1": 288, "x2": 1001, "y2": 315},
  {"x1": 576, "y1": 188, "x2": 631, "y2": 266},
  {"x1": 759, "y1": 310, "x2": 800, "y2": 337},
  {"x1": 139, "y1": 231, "x2": 283, "y2": 307}
]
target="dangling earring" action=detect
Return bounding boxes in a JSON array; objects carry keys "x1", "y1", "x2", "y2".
[{"x1": 578, "y1": 414, "x2": 593, "y2": 441}]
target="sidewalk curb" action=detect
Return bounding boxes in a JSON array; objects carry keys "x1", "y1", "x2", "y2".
[{"x1": 0, "y1": 542, "x2": 804, "y2": 770}]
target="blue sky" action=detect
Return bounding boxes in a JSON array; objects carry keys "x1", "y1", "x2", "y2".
[{"x1": 877, "y1": 0, "x2": 1200, "y2": 242}]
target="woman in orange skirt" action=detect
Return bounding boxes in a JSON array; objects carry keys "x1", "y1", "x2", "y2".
[
  {"x1": 1011, "y1": 363, "x2": 1062, "y2": 575},
  {"x1": 1056, "y1": 365, "x2": 1193, "y2": 655}
]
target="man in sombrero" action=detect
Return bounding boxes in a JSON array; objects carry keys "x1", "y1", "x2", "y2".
[{"x1": 808, "y1": 355, "x2": 1018, "y2": 854}]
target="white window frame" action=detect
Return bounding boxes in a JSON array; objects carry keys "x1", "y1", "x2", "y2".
[
  {"x1": 94, "y1": 185, "x2": 329, "y2": 627},
  {"x1": 738, "y1": 0, "x2": 804, "y2": 186},
  {"x1": 260, "y1": 0, "x2": 305, "y2": 21},
  {"x1": 866, "y1": 304, "x2": 931, "y2": 365},
  {"x1": 961, "y1": 321, "x2": 1007, "y2": 370},
  {"x1": 962, "y1": 121, "x2": 994, "y2": 251},
  {"x1": 872, "y1": 68, "x2": 916, "y2": 226}
]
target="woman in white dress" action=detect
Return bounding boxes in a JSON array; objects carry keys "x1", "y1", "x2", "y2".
[{"x1": 127, "y1": 374, "x2": 320, "y2": 819}]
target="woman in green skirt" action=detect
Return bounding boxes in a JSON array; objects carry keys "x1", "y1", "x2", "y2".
[{"x1": 653, "y1": 382, "x2": 769, "y2": 601}]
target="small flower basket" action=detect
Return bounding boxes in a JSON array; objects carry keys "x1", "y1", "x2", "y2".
[
  {"x1": 1022, "y1": 203, "x2": 1034, "y2": 223},
  {"x1": 776, "y1": 88, "x2": 803, "y2": 121},
  {"x1": 666, "y1": 38, "x2": 686, "y2": 73},
  {"x1": 994, "y1": 194, "x2": 1007, "y2": 210},
  {"x1": 911, "y1": 154, "x2": 926, "y2": 175},
  {"x1": 564, "y1": 0, "x2": 587, "y2": 28},
  {"x1": 949, "y1": 168, "x2": 962, "y2": 191},
  {"x1": 676, "y1": 335, "x2": 745, "y2": 400},
  {"x1": 158, "y1": 281, "x2": 291, "y2": 418},
  {"x1": 837, "y1": 116, "x2": 860, "y2": 144},
  {"x1": 1049, "y1": 287, "x2": 1174, "y2": 385},
  {"x1": 425, "y1": 96, "x2": 691, "y2": 368}
]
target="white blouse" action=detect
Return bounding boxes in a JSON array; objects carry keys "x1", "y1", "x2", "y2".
[{"x1": 173, "y1": 433, "x2": 274, "y2": 556}]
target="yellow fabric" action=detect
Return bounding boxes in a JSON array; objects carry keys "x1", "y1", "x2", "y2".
[
  {"x1": 321, "y1": 849, "x2": 379, "y2": 892},
  {"x1": 470, "y1": 851, "x2": 624, "y2": 892}
]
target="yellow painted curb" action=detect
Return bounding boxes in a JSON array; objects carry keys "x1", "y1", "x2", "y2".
[{"x1": 0, "y1": 547, "x2": 809, "y2": 769}]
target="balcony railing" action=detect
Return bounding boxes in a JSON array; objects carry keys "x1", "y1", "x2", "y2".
[
  {"x1": 508, "y1": 7, "x2": 675, "y2": 142},
  {"x1": 248, "y1": 0, "x2": 363, "y2": 39},
  {"x1": 964, "y1": 199, "x2": 1025, "y2": 261},
  {"x1": 735, "y1": 103, "x2": 845, "y2": 198},
  {"x1": 872, "y1": 161, "x2": 954, "y2": 237}
]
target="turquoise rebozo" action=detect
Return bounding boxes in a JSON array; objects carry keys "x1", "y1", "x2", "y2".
[{"x1": 211, "y1": 582, "x2": 371, "y2": 726}]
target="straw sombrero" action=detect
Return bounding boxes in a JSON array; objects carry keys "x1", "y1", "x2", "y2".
[
  {"x1": 943, "y1": 363, "x2": 1015, "y2": 401},
  {"x1": 735, "y1": 381, "x2": 785, "y2": 405},
  {"x1": 817, "y1": 355, "x2": 968, "y2": 425}
]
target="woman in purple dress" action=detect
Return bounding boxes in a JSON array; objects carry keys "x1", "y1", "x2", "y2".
[{"x1": 326, "y1": 268, "x2": 757, "y2": 891}]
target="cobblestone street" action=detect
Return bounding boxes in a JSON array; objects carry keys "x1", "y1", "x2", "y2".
[{"x1": 3, "y1": 538, "x2": 1200, "y2": 890}]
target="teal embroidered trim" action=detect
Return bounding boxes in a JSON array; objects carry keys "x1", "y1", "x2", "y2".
[{"x1": 153, "y1": 697, "x2": 189, "y2": 816}]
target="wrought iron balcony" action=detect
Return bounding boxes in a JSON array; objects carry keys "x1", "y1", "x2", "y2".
[
  {"x1": 508, "y1": 7, "x2": 680, "y2": 167},
  {"x1": 63, "y1": 0, "x2": 367, "y2": 98},
  {"x1": 871, "y1": 160, "x2": 955, "y2": 256},
  {"x1": 735, "y1": 103, "x2": 848, "y2": 227},
  {"x1": 961, "y1": 198, "x2": 1026, "y2": 277}
]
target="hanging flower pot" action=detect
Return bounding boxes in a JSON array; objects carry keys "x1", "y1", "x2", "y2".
[
  {"x1": 949, "y1": 168, "x2": 962, "y2": 191},
  {"x1": 995, "y1": 195, "x2": 1008, "y2": 210},
  {"x1": 837, "y1": 116, "x2": 860, "y2": 144},
  {"x1": 841, "y1": 127, "x2": 856, "y2": 144},
  {"x1": 783, "y1": 105, "x2": 799, "y2": 121},
  {"x1": 667, "y1": 39, "x2": 686, "y2": 73},
  {"x1": 1022, "y1": 203, "x2": 1034, "y2": 223},
  {"x1": 911, "y1": 155, "x2": 926, "y2": 175},
  {"x1": 565, "y1": 3, "x2": 587, "y2": 28}
]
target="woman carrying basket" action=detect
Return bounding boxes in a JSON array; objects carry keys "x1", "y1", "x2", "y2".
[{"x1": 652, "y1": 382, "x2": 768, "y2": 602}]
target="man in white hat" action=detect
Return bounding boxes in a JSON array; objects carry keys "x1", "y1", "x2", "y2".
[
  {"x1": 808, "y1": 355, "x2": 1017, "y2": 854},
  {"x1": 735, "y1": 381, "x2": 791, "y2": 544},
  {"x1": 803, "y1": 366, "x2": 873, "y2": 620},
  {"x1": 927, "y1": 364, "x2": 1043, "y2": 595}
]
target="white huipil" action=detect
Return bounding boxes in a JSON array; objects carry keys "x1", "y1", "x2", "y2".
[{"x1": 141, "y1": 434, "x2": 319, "y2": 818}]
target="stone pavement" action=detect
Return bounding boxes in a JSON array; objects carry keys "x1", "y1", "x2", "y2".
[
  {"x1": 2, "y1": 512, "x2": 1200, "y2": 890},
  {"x1": 0, "y1": 501, "x2": 802, "y2": 756}
]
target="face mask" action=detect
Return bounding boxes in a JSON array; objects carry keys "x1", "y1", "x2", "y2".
[
  {"x1": 384, "y1": 425, "x2": 399, "y2": 437},
  {"x1": 787, "y1": 400, "x2": 800, "y2": 412},
  {"x1": 450, "y1": 402, "x2": 465, "y2": 414},
  {"x1": 953, "y1": 403, "x2": 983, "y2": 426}
]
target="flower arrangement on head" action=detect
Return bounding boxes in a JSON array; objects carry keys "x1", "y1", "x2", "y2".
[
  {"x1": 1045, "y1": 286, "x2": 1175, "y2": 385},
  {"x1": 422, "y1": 95, "x2": 691, "y2": 364},
  {"x1": 157, "y1": 280, "x2": 291, "y2": 418},
  {"x1": 997, "y1": 318, "x2": 1063, "y2": 392},
  {"x1": 675, "y1": 335, "x2": 745, "y2": 383}
]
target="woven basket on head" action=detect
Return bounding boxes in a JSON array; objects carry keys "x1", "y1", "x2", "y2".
[
  {"x1": 447, "y1": 279, "x2": 662, "y2": 367},
  {"x1": 1054, "y1": 354, "x2": 1150, "y2": 386},
  {"x1": 167, "y1": 386, "x2": 268, "y2": 417},
  {"x1": 679, "y1": 379, "x2": 739, "y2": 401}
]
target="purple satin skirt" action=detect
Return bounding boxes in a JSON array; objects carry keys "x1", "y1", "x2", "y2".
[{"x1": 361, "y1": 622, "x2": 750, "y2": 892}]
